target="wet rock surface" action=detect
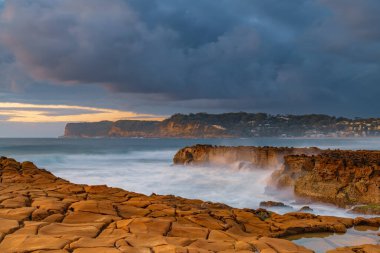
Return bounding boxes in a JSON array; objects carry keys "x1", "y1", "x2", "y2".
[
  {"x1": 275, "y1": 150, "x2": 380, "y2": 207},
  {"x1": 259, "y1": 201, "x2": 292, "y2": 209},
  {"x1": 0, "y1": 156, "x2": 379, "y2": 252},
  {"x1": 173, "y1": 145, "x2": 321, "y2": 168},
  {"x1": 174, "y1": 145, "x2": 380, "y2": 209},
  {"x1": 298, "y1": 206, "x2": 313, "y2": 213}
]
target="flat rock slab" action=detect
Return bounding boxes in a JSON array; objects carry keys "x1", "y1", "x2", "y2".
[
  {"x1": 0, "y1": 234, "x2": 70, "y2": 253},
  {"x1": 69, "y1": 200, "x2": 117, "y2": 216},
  {"x1": 73, "y1": 248, "x2": 121, "y2": 253},
  {"x1": 0, "y1": 218, "x2": 19, "y2": 234},
  {"x1": 38, "y1": 223, "x2": 104, "y2": 238}
]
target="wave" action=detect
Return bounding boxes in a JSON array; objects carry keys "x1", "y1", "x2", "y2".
[
  {"x1": 8, "y1": 151, "x2": 360, "y2": 218},
  {"x1": 4, "y1": 138, "x2": 380, "y2": 218}
]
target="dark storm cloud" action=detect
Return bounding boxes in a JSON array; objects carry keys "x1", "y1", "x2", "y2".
[
  {"x1": 0, "y1": 0, "x2": 380, "y2": 116},
  {"x1": 0, "y1": 44, "x2": 29, "y2": 93}
]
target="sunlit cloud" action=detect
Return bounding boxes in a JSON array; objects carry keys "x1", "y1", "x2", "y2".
[{"x1": 0, "y1": 102, "x2": 165, "y2": 122}]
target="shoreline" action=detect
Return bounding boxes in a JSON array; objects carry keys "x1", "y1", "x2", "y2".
[
  {"x1": 0, "y1": 156, "x2": 378, "y2": 252},
  {"x1": 59, "y1": 136, "x2": 380, "y2": 140}
]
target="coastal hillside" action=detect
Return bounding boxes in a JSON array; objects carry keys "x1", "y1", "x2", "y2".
[{"x1": 64, "y1": 113, "x2": 380, "y2": 138}]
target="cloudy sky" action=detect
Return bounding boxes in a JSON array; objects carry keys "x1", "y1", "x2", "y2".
[{"x1": 0, "y1": 0, "x2": 379, "y2": 136}]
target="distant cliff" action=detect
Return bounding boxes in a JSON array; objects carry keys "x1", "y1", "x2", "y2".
[
  {"x1": 63, "y1": 112, "x2": 380, "y2": 138},
  {"x1": 64, "y1": 120, "x2": 160, "y2": 138}
]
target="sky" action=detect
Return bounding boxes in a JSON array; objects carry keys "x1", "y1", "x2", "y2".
[{"x1": 0, "y1": 0, "x2": 380, "y2": 137}]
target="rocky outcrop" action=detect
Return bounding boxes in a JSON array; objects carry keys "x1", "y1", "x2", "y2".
[
  {"x1": 259, "y1": 201, "x2": 289, "y2": 208},
  {"x1": 174, "y1": 145, "x2": 380, "y2": 208},
  {"x1": 273, "y1": 151, "x2": 380, "y2": 207},
  {"x1": 0, "y1": 156, "x2": 379, "y2": 252},
  {"x1": 298, "y1": 206, "x2": 313, "y2": 213},
  {"x1": 173, "y1": 145, "x2": 321, "y2": 168}
]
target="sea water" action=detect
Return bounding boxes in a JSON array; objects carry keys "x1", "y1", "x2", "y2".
[
  {"x1": 285, "y1": 226, "x2": 380, "y2": 252},
  {"x1": 1, "y1": 137, "x2": 380, "y2": 218}
]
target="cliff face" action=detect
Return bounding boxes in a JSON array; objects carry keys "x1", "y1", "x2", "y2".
[
  {"x1": 109, "y1": 120, "x2": 160, "y2": 137},
  {"x1": 157, "y1": 121, "x2": 232, "y2": 138},
  {"x1": 64, "y1": 121, "x2": 113, "y2": 137},
  {"x1": 173, "y1": 145, "x2": 322, "y2": 168},
  {"x1": 63, "y1": 112, "x2": 380, "y2": 138},
  {"x1": 274, "y1": 151, "x2": 380, "y2": 207}
]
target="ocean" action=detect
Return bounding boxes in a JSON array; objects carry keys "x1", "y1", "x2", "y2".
[{"x1": 1, "y1": 137, "x2": 379, "y2": 218}]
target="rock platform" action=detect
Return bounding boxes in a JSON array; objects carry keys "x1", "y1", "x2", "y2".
[
  {"x1": 174, "y1": 145, "x2": 380, "y2": 209},
  {"x1": 173, "y1": 145, "x2": 321, "y2": 168},
  {"x1": 0, "y1": 156, "x2": 379, "y2": 253}
]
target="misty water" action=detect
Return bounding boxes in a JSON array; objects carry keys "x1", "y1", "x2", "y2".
[
  {"x1": 286, "y1": 226, "x2": 379, "y2": 252},
  {"x1": 1, "y1": 138, "x2": 380, "y2": 218}
]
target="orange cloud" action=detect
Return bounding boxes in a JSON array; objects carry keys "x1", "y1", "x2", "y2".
[{"x1": 0, "y1": 103, "x2": 165, "y2": 123}]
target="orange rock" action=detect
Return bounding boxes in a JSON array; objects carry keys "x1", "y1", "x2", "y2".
[
  {"x1": 69, "y1": 200, "x2": 117, "y2": 216},
  {"x1": 128, "y1": 217, "x2": 171, "y2": 235},
  {"x1": 169, "y1": 223, "x2": 209, "y2": 239},
  {"x1": 0, "y1": 235, "x2": 70, "y2": 253},
  {"x1": 117, "y1": 205, "x2": 150, "y2": 218},
  {"x1": 0, "y1": 218, "x2": 19, "y2": 234},
  {"x1": 38, "y1": 223, "x2": 103, "y2": 238},
  {"x1": 72, "y1": 248, "x2": 121, "y2": 253}
]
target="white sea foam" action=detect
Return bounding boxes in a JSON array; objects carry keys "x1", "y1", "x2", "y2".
[
  {"x1": 11, "y1": 150, "x2": 367, "y2": 218},
  {"x1": 5, "y1": 138, "x2": 380, "y2": 218}
]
